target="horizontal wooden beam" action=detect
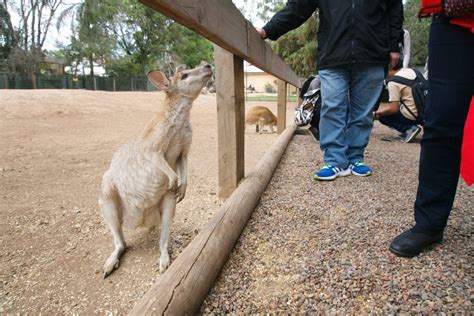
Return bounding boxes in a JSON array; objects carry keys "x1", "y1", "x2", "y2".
[
  {"x1": 129, "y1": 124, "x2": 297, "y2": 315},
  {"x1": 139, "y1": 0, "x2": 300, "y2": 88}
]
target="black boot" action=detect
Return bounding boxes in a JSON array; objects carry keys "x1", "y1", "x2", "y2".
[{"x1": 389, "y1": 228, "x2": 443, "y2": 257}]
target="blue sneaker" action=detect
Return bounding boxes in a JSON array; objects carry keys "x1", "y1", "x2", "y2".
[
  {"x1": 350, "y1": 162, "x2": 373, "y2": 177},
  {"x1": 313, "y1": 164, "x2": 351, "y2": 181}
]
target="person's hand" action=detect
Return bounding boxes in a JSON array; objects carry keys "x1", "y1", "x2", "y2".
[
  {"x1": 373, "y1": 111, "x2": 381, "y2": 120},
  {"x1": 255, "y1": 27, "x2": 266, "y2": 39},
  {"x1": 390, "y1": 52, "x2": 400, "y2": 69}
]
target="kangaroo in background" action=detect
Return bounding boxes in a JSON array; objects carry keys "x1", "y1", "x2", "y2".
[
  {"x1": 245, "y1": 105, "x2": 277, "y2": 133},
  {"x1": 99, "y1": 63, "x2": 213, "y2": 278}
]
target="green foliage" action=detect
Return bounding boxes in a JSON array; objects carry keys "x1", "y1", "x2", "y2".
[
  {"x1": 272, "y1": 15, "x2": 317, "y2": 77},
  {"x1": 254, "y1": 0, "x2": 317, "y2": 77},
  {"x1": 76, "y1": 0, "x2": 117, "y2": 76},
  {"x1": 105, "y1": 55, "x2": 143, "y2": 77},
  {"x1": 175, "y1": 28, "x2": 214, "y2": 69},
  {"x1": 256, "y1": 0, "x2": 285, "y2": 22},
  {"x1": 58, "y1": 0, "x2": 214, "y2": 77},
  {"x1": 264, "y1": 82, "x2": 276, "y2": 93},
  {"x1": 403, "y1": 0, "x2": 430, "y2": 66}
]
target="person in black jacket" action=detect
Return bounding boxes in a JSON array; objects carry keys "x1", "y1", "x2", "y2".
[{"x1": 256, "y1": 0, "x2": 404, "y2": 181}]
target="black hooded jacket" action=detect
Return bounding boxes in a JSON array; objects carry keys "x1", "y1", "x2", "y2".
[{"x1": 262, "y1": 0, "x2": 404, "y2": 70}]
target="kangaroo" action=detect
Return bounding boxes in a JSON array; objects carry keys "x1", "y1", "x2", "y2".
[
  {"x1": 99, "y1": 63, "x2": 213, "y2": 278},
  {"x1": 245, "y1": 105, "x2": 277, "y2": 133}
]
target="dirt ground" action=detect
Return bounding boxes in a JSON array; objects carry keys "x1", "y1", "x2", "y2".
[{"x1": 0, "y1": 89, "x2": 293, "y2": 314}]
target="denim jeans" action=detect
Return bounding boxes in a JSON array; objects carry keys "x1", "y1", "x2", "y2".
[
  {"x1": 319, "y1": 65, "x2": 385, "y2": 169},
  {"x1": 413, "y1": 16, "x2": 474, "y2": 233},
  {"x1": 379, "y1": 111, "x2": 417, "y2": 134}
]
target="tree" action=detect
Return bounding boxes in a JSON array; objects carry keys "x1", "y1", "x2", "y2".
[
  {"x1": 76, "y1": 0, "x2": 116, "y2": 81},
  {"x1": 272, "y1": 15, "x2": 318, "y2": 77},
  {"x1": 0, "y1": 1, "x2": 17, "y2": 60},
  {"x1": 403, "y1": 0, "x2": 430, "y2": 66},
  {"x1": 254, "y1": 0, "x2": 318, "y2": 77},
  {"x1": 106, "y1": 0, "x2": 213, "y2": 76},
  {"x1": 174, "y1": 28, "x2": 213, "y2": 69}
]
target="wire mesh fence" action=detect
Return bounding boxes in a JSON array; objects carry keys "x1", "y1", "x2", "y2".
[{"x1": 0, "y1": 73, "x2": 157, "y2": 92}]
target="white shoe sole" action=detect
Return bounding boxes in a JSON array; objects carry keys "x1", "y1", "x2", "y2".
[
  {"x1": 314, "y1": 168, "x2": 351, "y2": 181},
  {"x1": 403, "y1": 127, "x2": 422, "y2": 143},
  {"x1": 351, "y1": 170, "x2": 373, "y2": 177}
]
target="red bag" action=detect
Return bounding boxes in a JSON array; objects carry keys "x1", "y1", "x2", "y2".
[
  {"x1": 443, "y1": 0, "x2": 474, "y2": 17},
  {"x1": 419, "y1": 0, "x2": 443, "y2": 17},
  {"x1": 419, "y1": 0, "x2": 474, "y2": 18}
]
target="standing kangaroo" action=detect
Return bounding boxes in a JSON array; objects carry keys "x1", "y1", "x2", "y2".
[{"x1": 99, "y1": 63, "x2": 213, "y2": 278}]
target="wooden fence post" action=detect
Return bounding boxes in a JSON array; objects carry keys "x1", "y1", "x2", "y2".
[
  {"x1": 277, "y1": 79, "x2": 287, "y2": 134},
  {"x1": 214, "y1": 45, "x2": 245, "y2": 198},
  {"x1": 31, "y1": 73, "x2": 37, "y2": 89}
]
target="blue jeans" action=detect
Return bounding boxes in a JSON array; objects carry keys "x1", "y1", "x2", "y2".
[
  {"x1": 379, "y1": 111, "x2": 417, "y2": 134},
  {"x1": 319, "y1": 65, "x2": 385, "y2": 169}
]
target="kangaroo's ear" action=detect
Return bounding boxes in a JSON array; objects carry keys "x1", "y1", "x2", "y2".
[
  {"x1": 147, "y1": 71, "x2": 170, "y2": 91},
  {"x1": 175, "y1": 64, "x2": 187, "y2": 73}
]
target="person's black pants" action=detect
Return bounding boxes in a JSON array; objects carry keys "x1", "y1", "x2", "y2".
[{"x1": 414, "y1": 16, "x2": 474, "y2": 233}]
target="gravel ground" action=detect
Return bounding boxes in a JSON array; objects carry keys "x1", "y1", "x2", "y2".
[{"x1": 201, "y1": 125, "x2": 473, "y2": 314}]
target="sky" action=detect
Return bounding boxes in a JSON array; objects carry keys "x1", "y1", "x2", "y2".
[{"x1": 8, "y1": 0, "x2": 259, "y2": 51}]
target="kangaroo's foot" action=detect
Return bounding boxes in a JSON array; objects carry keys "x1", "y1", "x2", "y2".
[{"x1": 103, "y1": 246, "x2": 126, "y2": 278}]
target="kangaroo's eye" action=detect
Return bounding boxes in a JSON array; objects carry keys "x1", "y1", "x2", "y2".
[{"x1": 181, "y1": 73, "x2": 188, "y2": 80}]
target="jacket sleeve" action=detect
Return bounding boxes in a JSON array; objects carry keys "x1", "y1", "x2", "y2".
[
  {"x1": 262, "y1": 0, "x2": 318, "y2": 41},
  {"x1": 388, "y1": 0, "x2": 404, "y2": 53}
]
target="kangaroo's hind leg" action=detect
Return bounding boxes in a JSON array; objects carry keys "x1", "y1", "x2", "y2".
[
  {"x1": 157, "y1": 192, "x2": 176, "y2": 273},
  {"x1": 100, "y1": 195, "x2": 126, "y2": 278}
]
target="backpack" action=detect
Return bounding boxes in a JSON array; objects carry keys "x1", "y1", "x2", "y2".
[
  {"x1": 295, "y1": 76, "x2": 321, "y2": 126},
  {"x1": 387, "y1": 69, "x2": 428, "y2": 124}
]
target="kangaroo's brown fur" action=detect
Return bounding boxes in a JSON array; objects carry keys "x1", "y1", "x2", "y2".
[
  {"x1": 99, "y1": 63, "x2": 212, "y2": 278},
  {"x1": 245, "y1": 105, "x2": 277, "y2": 133}
]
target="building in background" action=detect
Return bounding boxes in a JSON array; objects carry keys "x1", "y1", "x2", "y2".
[{"x1": 244, "y1": 62, "x2": 297, "y2": 95}]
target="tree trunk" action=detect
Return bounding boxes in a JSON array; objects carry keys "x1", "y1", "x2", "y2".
[{"x1": 89, "y1": 54, "x2": 95, "y2": 90}]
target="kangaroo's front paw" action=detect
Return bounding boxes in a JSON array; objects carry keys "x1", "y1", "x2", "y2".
[
  {"x1": 158, "y1": 253, "x2": 170, "y2": 274},
  {"x1": 175, "y1": 184, "x2": 186, "y2": 203},
  {"x1": 168, "y1": 175, "x2": 178, "y2": 192}
]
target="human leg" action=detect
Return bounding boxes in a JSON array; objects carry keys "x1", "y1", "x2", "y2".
[
  {"x1": 346, "y1": 64, "x2": 385, "y2": 164},
  {"x1": 318, "y1": 68, "x2": 350, "y2": 169},
  {"x1": 390, "y1": 16, "x2": 474, "y2": 257},
  {"x1": 379, "y1": 111, "x2": 417, "y2": 134},
  {"x1": 379, "y1": 112, "x2": 422, "y2": 143}
]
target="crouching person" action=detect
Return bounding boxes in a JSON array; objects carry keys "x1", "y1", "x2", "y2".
[{"x1": 373, "y1": 65, "x2": 424, "y2": 143}]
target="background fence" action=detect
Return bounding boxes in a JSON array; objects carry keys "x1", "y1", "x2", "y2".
[{"x1": 0, "y1": 73, "x2": 157, "y2": 91}]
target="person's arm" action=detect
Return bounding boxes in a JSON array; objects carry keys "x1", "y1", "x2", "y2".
[
  {"x1": 260, "y1": 0, "x2": 318, "y2": 40},
  {"x1": 402, "y1": 30, "x2": 411, "y2": 68},
  {"x1": 374, "y1": 81, "x2": 401, "y2": 119},
  {"x1": 388, "y1": 0, "x2": 404, "y2": 68},
  {"x1": 374, "y1": 101, "x2": 400, "y2": 119}
]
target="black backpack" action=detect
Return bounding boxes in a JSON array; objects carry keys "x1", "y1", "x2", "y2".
[{"x1": 387, "y1": 69, "x2": 428, "y2": 124}]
